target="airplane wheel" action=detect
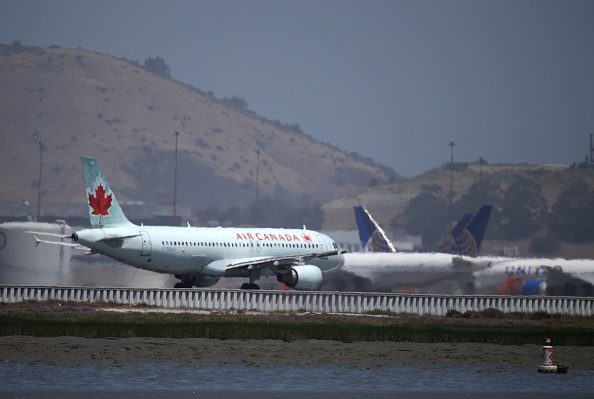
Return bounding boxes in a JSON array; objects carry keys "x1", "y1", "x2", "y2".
[
  {"x1": 240, "y1": 283, "x2": 260, "y2": 290},
  {"x1": 174, "y1": 276, "x2": 196, "y2": 289}
]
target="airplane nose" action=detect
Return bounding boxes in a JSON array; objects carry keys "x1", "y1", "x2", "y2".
[{"x1": 72, "y1": 232, "x2": 78, "y2": 241}]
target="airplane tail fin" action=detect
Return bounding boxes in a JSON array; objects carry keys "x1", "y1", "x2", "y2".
[
  {"x1": 354, "y1": 206, "x2": 396, "y2": 253},
  {"x1": 451, "y1": 213, "x2": 473, "y2": 241},
  {"x1": 81, "y1": 156, "x2": 134, "y2": 229},
  {"x1": 438, "y1": 205, "x2": 492, "y2": 256},
  {"x1": 464, "y1": 205, "x2": 492, "y2": 252}
]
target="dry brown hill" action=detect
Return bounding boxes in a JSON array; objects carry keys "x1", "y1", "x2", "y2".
[{"x1": 0, "y1": 43, "x2": 396, "y2": 215}]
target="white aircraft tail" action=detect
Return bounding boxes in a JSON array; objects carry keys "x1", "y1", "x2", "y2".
[{"x1": 81, "y1": 156, "x2": 134, "y2": 229}]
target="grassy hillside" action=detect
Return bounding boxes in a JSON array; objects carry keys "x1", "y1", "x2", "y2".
[{"x1": 0, "y1": 43, "x2": 396, "y2": 214}]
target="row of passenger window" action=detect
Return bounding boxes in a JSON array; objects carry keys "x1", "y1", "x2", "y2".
[{"x1": 161, "y1": 241, "x2": 320, "y2": 249}]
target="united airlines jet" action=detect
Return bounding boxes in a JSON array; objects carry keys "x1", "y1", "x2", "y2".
[
  {"x1": 344, "y1": 205, "x2": 493, "y2": 292},
  {"x1": 351, "y1": 206, "x2": 594, "y2": 296},
  {"x1": 354, "y1": 205, "x2": 492, "y2": 256},
  {"x1": 31, "y1": 157, "x2": 345, "y2": 290}
]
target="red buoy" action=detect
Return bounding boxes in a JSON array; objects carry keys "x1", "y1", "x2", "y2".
[{"x1": 538, "y1": 338, "x2": 558, "y2": 373}]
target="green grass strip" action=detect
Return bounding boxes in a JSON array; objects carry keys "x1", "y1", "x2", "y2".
[{"x1": 1, "y1": 304, "x2": 593, "y2": 345}]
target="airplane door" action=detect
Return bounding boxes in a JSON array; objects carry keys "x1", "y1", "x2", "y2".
[
  {"x1": 140, "y1": 231, "x2": 152, "y2": 256},
  {"x1": 316, "y1": 235, "x2": 327, "y2": 251}
]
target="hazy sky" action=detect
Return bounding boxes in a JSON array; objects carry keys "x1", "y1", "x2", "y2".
[{"x1": 2, "y1": 0, "x2": 593, "y2": 176}]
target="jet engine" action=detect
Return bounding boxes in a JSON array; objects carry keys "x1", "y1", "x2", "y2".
[{"x1": 277, "y1": 265, "x2": 322, "y2": 291}]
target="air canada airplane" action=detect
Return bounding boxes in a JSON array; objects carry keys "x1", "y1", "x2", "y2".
[{"x1": 31, "y1": 157, "x2": 345, "y2": 290}]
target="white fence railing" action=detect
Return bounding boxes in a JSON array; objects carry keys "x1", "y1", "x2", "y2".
[{"x1": 1, "y1": 285, "x2": 593, "y2": 316}]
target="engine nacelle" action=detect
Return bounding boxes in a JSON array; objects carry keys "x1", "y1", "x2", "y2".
[
  {"x1": 193, "y1": 276, "x2": 220, "y2": 288},
  {"x1": 521, "y1": 279, "x2": 547, "y2": 295},
  {"x1": 277, "y1": 265, "x2": 323, "y2": 291}
]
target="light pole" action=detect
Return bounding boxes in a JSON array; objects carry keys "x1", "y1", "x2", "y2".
[
  {"x1": 173, "y1": 131, "x2": 180, "y2": 226},
  {"x1": 255, "y1": 149, "x2": 260, "y2": 227},
  {"x1": 447, "y1": 141, "x2": 457, "y2": 245},
  {"x1": 37, "y1": 140, "x2": 43, "y2": 221},
  {"x1": 478, "y1": 156, "x2": 486, "y2": 206}
]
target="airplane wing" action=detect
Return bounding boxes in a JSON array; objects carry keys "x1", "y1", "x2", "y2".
[
  {"x1": 452, "y1": 256, "x2": 491, "y2": 273},
  {"x1": 225, "y1": 249, "x2": 342, "y2": 271}
]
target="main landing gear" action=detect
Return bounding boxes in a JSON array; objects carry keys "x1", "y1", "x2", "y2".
[
  {"x1": 174, "y1": 275, "x2": 196, "y2": 288},
  {"x1": 240, "y1": 268, "x2": 260, "y2": 289}
]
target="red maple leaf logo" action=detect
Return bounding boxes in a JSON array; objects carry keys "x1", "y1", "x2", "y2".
[
  {"x1": 88, "y1": 184, "x2": 112, "y2": 216},
  {"x1": 302, "y1": 233, "x2": 312, "y2": 243}
]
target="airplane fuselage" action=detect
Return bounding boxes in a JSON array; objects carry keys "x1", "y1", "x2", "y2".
[
  {"x1": 473, "y1": 256, "x2": 594, "y2": 296},
  {"x1": 342, "y1": 252, "x2": 487, "y2": 288},
  {"x1": 74, "y1": 226, "x2": 344, "y2": 278}
]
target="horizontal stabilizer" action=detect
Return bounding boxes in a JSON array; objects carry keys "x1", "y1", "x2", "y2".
[
  {"x1": 30, "y1": 235, "x2": 80, "y2": 248},
  {"x1": 26, "y1": 231, "x2": 71, "y2": 239}
]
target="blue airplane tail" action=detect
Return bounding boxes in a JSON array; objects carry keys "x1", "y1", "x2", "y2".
[
  {"x1": 81, "y1": 156, "x2": 134, "y2": 229},
  {"x1": 465, "y1": 205, "x2": 492, "y2": 250},
  {"x1": 438, "y1": 205, "x2": 492, "y2": 256},
  {"x1": 451, "y1": 213, "x2": 473, "y2": 241},
  {"x1": 354, "y1": 206, "x2": 396, "y2": 253}
]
